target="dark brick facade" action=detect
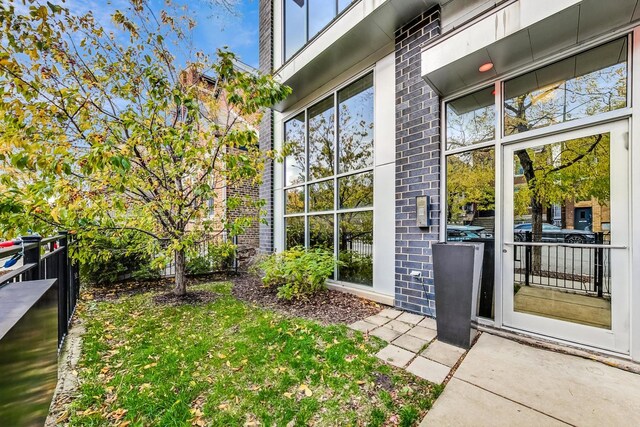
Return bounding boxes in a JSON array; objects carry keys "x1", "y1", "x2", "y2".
[
  {"x1": 258, "y1": 0, "x2": 274, "y2": 253},
  {"x1": 394, "y1": 8, "x2": 441, "y2": 316}
]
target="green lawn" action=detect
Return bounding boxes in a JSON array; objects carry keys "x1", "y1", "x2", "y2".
[{"x1": 69, "y1": 282, "x2": 441, "y2": 426}]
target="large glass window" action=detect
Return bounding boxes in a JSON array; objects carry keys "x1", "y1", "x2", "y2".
[
  {"x1": 338, "y1": 72, "x2": 374, "y2": 172},
  {"x1": 504, "y1": 38, "x2": 627, "y2": 136},
  {"x1": 308, "y1": 97, "x2": 335, "y2": 180},
  {"x1": 284, "y1": 112, "x2": 306, "y2": 186},
  {"x1": 446, "y1": 87, "x2": 495, "y2": 150},
  {"x1": 282, "y1": 72, "x2": 374, "y2": 286},
  {"x1": 284, "y1": 1, "x2": 355, "y2": 61}
]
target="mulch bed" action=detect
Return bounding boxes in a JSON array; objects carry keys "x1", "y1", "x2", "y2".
[
  {"x1": 152, "y1": 290, "x2": 219, "y2": 306},
  {"x1": 231, "y1": 274, "x2": 383, "y2": 325}
]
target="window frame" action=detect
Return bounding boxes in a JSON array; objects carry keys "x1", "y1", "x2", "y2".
[
  {"x1": 282, "y1": 69, "x2": 375, "y2": 286},
  {"x1": 440, "y1": 32, "x2": 634, "y2": 327},
  {"x1": 282, "y1": 0, "x2": 357, "y2": 63}
]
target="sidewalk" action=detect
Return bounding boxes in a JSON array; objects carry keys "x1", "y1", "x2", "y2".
[{"x1": 421, "y1": 333, "x2": 640, "y2": 426}]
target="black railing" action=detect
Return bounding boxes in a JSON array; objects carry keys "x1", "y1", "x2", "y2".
[
  {"x1": 0, "y1": 233, "x2": 80, "y2": 348},
  {"x1": 514, "y1": 231, "x2": 610, "y2": 298},
  {"x1": 160, "y1": 233, "x2": 238, "y2": 277}
]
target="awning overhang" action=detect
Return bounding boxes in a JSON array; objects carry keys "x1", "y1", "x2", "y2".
[{"x1": 422, "y1": 0, "x2": 640, "y2": 97}]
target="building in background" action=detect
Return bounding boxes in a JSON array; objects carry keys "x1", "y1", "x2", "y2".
[{"x1": 259, "y1": 0, "x2": 640, "y2": 362}]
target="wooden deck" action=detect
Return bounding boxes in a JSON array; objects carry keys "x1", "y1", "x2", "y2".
[{"x1": 514, "y1": 286, "x2": 611, "y2": 329}]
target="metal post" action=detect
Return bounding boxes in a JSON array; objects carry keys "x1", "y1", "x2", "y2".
[
  {"x1": 22, "y1": 234, "x2": 42, "y2": 281},
  {"x1": 595, "y1": 232, "x2": 604, "y2": 298},
  {"x1": 57, "y1": 231, "x2": 69, "y2": 345},
  {"x1": 233, "y1": 235, "x2": 239, "y2": 274},
  {"x1": 525, "y1": 231, "x2": 532, "y2": 287}
]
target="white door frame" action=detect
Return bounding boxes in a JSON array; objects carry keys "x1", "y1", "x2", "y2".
[{"x1": 501, "y1": 120, "x2": 631, "y2": 354}]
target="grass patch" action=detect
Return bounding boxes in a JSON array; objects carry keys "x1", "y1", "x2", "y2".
[{"x1": 69, "y1": 282, "x2": 439, "y2": 426}]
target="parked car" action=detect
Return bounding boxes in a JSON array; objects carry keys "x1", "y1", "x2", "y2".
[
  {"x1": 447, "y1": 225, "x2": 493, "y2": 241},
  {"x1": 513, "y1": 223, "x2": 595, "y2": 243}
]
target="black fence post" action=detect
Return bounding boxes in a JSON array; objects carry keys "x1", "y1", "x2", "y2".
[
  {"x1": 595, "y1": 232, "x2": 604, "y2": 298},
  {"x1": 22, "y1": 234, "x2": 42, "y2": 281},
  {"x1": 233, "y1": 235, "x2": 239, "y2": 274},
  {"x1": 57, "y1": 231, "x2": 69, "y2": 346},
  {"x1": 524, "y1": 231, "x2": 532, "y2": 287}
]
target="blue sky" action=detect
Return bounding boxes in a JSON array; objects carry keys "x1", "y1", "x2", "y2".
[
  {"x1": 60, "y1": 0, "x2": 260, "y2": 68},
  {"x1": 174, "y1": 0, "x2": 260, "y2": 68}
]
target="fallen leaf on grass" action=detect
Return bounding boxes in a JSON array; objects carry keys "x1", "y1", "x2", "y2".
[{"x1": 298, "y1": 384, "x2": 313, "y2": 397}]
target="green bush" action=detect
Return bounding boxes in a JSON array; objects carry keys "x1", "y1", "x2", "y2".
[
  {"x1": 186, "y1": 240, "x2": 236, "y2": 275},
  {"x1": 78, "y1": 231, "x2": 160, "y2": 286},
  {"x1": 258, "y1": 246, "x2": 338, "y2": 300}
]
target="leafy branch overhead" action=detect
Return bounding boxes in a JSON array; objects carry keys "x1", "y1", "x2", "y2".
[{"x1": 0, "y1": 0, "x2": 291, "y2": 294}]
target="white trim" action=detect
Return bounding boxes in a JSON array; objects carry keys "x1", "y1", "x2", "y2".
[
  {"x1": 630, "y1": 27, "x2": 640, "y2": 362},
  {"x1": 326, "y1": 280, "x2": 394, "y2": 305}
]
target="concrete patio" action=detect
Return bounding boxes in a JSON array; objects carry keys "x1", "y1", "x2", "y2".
[{"x1": 422, "y1": 333, "x2": 640, "y2": 426}]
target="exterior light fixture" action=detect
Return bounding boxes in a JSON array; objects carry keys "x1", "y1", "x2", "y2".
[{"x1": 479, "y1": 62, "x2": 494, "y2": 72}]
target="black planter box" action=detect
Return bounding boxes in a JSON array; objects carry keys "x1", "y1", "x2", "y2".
[{"x1": 432, "y1": 242, "x2": 484, "y2": 349}]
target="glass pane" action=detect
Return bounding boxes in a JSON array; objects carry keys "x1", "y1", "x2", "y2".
[
  {"x1": 338, "y1": 171, "x2": 373, "y2": 209},
  {"x1": 284, "y1": 113, "x2": 306, "y2": 186},
  {"x1": 505, "y1": 38, "x2": 627, "y2": 135},
  {"x1": 308, "y1": 96, "x2": 335, "y2": 180},
  {"x1": 338, "y1": 211, "x2": 373, "y2": 286},
  {"x1": 338, "y1": 73, "x2": 374, "y2": 173},
  {"x1": 309, "y1": 214, "x2": 334, "y2": 251},
  {"x1": 285, "y1": 186, "x2": 304, "y2": 214},
  {"x1": 446, "y1": 87, "x2": 495, "y2": 150},
  {"x1": 512, "y1": 133, "x2": 611, "y2": 329},
  {"x1": 338, "y1": 0, "x2": 352, "y2": 12},
  {"x1": 309, "y1": 0, "x2": 335, "y2": 39},
  {"x1": 446, "y1": 148, "x2": 495, "y2": 241},
  {"x1": 308, "y1": 179, "x2": 334, "y2": 212},
  {"x1": 285, "y1": 216, "x2": 305, "y2": 249},
  {"x1": 284, "y1": 0, "x2": 307, "y2": 60}
]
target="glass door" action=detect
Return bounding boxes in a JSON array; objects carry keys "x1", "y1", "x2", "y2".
[{"x1": 502, "y1": 121, "x2": 630, "y2": 353}]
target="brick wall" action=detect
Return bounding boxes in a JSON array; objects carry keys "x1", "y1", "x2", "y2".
[
  {"x1": 395, "y1": 8, "x2": 441, "y2": 316},
  {"x1": 258, "y1": 0, "x2": 274, "y2": 254}
]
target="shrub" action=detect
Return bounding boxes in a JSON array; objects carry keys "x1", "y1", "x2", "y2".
[
  {"x1": 186, "y1": 240, "x2": 236, "y2": 275},
  {"x1": 258, "y1": 246, "x2": 338, "y2": 300},
  {"x1": 78, "y1": 231, "x2": 160, "y2": 286}
]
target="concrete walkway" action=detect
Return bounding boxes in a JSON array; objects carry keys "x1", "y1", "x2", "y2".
[{"x1": 421, "y1": 333, "x2": 640, "y2": 426}]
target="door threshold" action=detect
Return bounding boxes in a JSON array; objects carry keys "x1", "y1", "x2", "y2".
[{"x1": 475, "y1": 323, "x2": 640, "y2": 374}]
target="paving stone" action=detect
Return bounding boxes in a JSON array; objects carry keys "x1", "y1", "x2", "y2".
[
  {"x1": 370, "y1": 326, "x2": 402, "y2": 342},
  {"x1": 406, "y1": 326, "x2": 437, "y2": 342},
  {"x1": 393, "y1": 334, "x2": 428, "y2": 353},
  {"x1": 378, "y1": 308, "x2": 403, "y2": 319},
  {"x1": 375, "y1": 344, "x2": 415, "y2": 368},
  {"x1": 396, "y1": 312, "x2": 425, "y2": 325},
  {"x1": 348, "y1": 320, "x2": 377, "y2": 333},
  {"x1": 364, "y1": 315, "x2": 391, "y2": 326},
  {"x1": 418, "y1": 316, "x2": 437, "y2": 330},
  {"x1": 386, "y1": 319, "x2": 412, "y2": 334},
  {"x1": 422, "y1": 340, "x2": 466, "y2": 367},
  {"x1": 406, "y1": 356, "x2": 451, "y2": 384}
]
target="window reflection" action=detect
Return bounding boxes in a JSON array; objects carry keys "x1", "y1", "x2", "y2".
[
  {"x1": 338, "y1": 0, "x2": 352, "y2": 12},
  {"x1": 339, "y1": 211, "x2": 373, "y2": 286},
  {"x1": 284, "y1": 0, "x2": 306, "y2": 61},
  {"x1": 309, "y1": 215, "x2": 334, "y2": 251},
  {"x1": 309, "y1": 179, "x2": 334, "y2": 212},
  {"x1": 446, "y1": 148, "x2": 495, "y2": 241},
  {"x1": 338, "y1": 172, "x2": 373, "y2": 209},
  {"x1": 308, "y1": 97, "x2": 335, "y2": 180},
  {"x1": 338, "y1": 72, "x2": 374, "y2": 173},
  {"x1": 446, "y1": 87, "x2": 495, "y2": 150},
  {"x1": 285, "y1": 216, "x2": 305, "y2": 249},
  {"x1": 513, "y1": 133, "x2": 610, "y2": 244},
  {"x1": 284, "y1": 113, "x2": 306, "y2": 186},
  {"x1": 285, "y1": 186, "x2": 304, "y2": 214},
  {"x1": 309, "y1": 0, "x2": 336, "y2": 38},
  {"x1": 505, "y1": 38, "x2": 627, "y2": 135}
]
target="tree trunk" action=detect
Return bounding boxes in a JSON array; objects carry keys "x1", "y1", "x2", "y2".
[
  {"x1": 531, "y1": 197, "x2": 543, "y2": 273},
  {"x1": 174, "y1": 248, "x2": 186, "y2": 296}
]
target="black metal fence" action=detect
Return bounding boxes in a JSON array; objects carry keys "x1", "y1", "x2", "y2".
[
  {"x1": 514, "y1": 232, "x2": 610, "y2": 298},
  {"x1": 160, "y1": 233, "x2": 239, "y2": 277},
  {"x1": 0, "y1": 233, "x2": 79, "y2": 348}
]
